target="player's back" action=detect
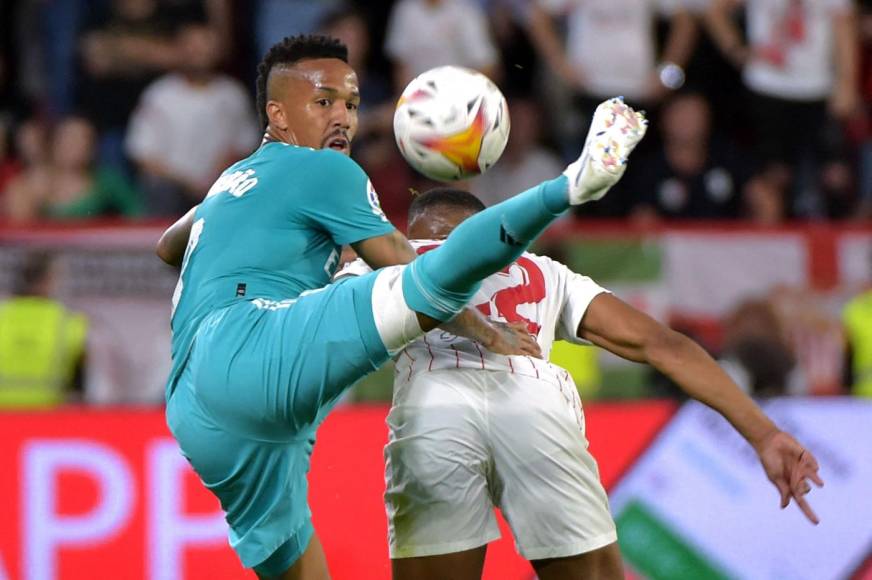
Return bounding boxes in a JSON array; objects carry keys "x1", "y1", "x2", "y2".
[
  {"x1": 396, "y1": 240, "x2": 606, "y2": 386},
  {"x1": 167, "y1": 141, "x2": 394, "y2": 397}
]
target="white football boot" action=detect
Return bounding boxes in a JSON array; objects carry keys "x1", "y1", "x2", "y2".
[{"x1": 564, "y1": 97, "x2": 648, "y2": 205}]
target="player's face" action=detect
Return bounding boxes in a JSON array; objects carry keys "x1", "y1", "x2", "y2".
[
  {"x1": 408, "y1": 207, "x2": 479, "y2": 239},
  {"x1": 268, "y1": 58, "x2": 360, "y2": 155}
]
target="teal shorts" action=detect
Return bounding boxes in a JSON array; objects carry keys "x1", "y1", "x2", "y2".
[{"x1": 166, "y1": 273, "x2": 390, "y2": 571}]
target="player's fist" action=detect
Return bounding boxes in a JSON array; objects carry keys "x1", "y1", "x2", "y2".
[{"x1": 565, "y1": 97, "x2": 647, "y2": 205}]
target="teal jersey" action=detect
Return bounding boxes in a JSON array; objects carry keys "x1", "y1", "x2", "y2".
[{"x1": 167, "y1": 142, "x2": 395, "y2": 398}]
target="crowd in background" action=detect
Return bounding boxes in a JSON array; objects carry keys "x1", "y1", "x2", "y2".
[{"x1": 0, "y1": 0, "x2": 870, "y2": 225}]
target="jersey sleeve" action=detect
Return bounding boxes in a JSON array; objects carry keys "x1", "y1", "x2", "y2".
[
  {"x1": 550, "y1": 259, "x2": 610, "y2": 345},
  {"x1": 300, "y1": 150, "x2": 396, "y2": 245}
]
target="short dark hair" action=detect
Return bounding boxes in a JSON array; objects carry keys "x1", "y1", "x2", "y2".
[
  {"x1": 408, "y1": 188, "x2": 486, "y2": 224},
  {"x1": 14, "y1": 251, "x2": 54, "y2": 296},
  {"x1": 255, "y1": 35, "x2": 349, "y2": 129}
]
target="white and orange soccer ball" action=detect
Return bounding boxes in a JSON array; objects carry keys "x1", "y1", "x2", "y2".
[{"x1": 393, "y1": 66, "x2": 510, "y2": 182}]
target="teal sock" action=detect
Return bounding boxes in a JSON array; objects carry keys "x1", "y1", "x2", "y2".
[{"x1": 402, "y1": 176, "x2": 568, "y2": 320}]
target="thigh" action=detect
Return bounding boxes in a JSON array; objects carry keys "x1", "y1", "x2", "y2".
[
  {"x1": 488, "y1": 372, "x2": 617, "y2": 561},
  {"x1": 532, "y1": 542, "x2": 624, "y2": 580},
  {"x1": 392, "y1": 546, "x2": 488, "y2": 580},
  {"x1": 193, "y1": 271, "x2": 394, "y2": 436},
  {"x1": 255, "y1": 529, "x2": 329, "y2": 580},
  {"x1": 385, "y1": 370, "x2": 500, "y2": 559},
  {"x1": 167, "y1": 374, "x2": 315, "y2": 572}
]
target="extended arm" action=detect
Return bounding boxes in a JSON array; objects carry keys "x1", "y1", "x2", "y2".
[
  {"x1": 578, "y1": 292, "x2": 823, "y2": 522},
  {"x1": 156, "y1": 206, "x2": 197, "y2": 267}
]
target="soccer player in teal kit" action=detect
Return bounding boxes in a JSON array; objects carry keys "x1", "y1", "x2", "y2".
[{"x1": 156, "y1": 35, "x2": 818, "y2": 580}]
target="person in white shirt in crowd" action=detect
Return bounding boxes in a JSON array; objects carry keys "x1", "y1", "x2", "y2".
[
  {"x1": 385, "y1": 0, "x2": 501, "y2": 92},
  {"x1": 125, "y1": 21, "x2": 259, "y2": 216},
  {"x1": 528, "y1": 0, "x2": 697, "y2": 112},
  {"x1": 338, "y1": 188, "x2": 823, "y2": 580},
  {"x1": 706, "y1": 0, "x2": 860, "y2": 219},
  {"x1": 470, "y1": 96, "x2": 563, "y2": 207}
]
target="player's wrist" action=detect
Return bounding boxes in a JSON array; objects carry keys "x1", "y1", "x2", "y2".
[{"x1": 748, "y1": 425, "x2": 782, "y2": 454}]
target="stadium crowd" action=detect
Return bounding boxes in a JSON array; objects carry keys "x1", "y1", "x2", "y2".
[
  {"x1": 0, "y1": 0, "x2": 870, "y2": 224},
  {"x1": 0, "y1": 0, "x2": 870, "y2": 407}
]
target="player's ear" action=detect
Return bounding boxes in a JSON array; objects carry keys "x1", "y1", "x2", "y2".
[{"x1": 266, "y1": 100, "x2": 288, "y2": 131}]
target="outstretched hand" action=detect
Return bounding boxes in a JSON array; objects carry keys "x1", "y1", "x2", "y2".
[
  {"x1": 484, "y1": 321, "x2": 543, "y2": 359},
  {"x1": 756, "y1": 430, "x2": 824, "y2": 524}
]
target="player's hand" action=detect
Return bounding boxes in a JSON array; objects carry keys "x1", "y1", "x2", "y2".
[
  {"x1": 755, "y1": 430, "x2": 824, "y2": 525},
  {"x1": 484, "y1": 321, "x2": 543, "y2": 359}
]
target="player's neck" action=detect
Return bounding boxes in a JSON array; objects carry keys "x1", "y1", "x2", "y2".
[{"x1": 262, "y1": 127, "x2": 295, "y2": 147}]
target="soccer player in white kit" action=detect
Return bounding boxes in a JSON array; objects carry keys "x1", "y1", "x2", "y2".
[{"x1": 339, "y1": 189, "x2": 824, "y2": 580}]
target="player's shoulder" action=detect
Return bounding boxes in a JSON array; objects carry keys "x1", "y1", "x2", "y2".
[{"x1": 521, "y1": 251, "x2": 565, "y2": 271}]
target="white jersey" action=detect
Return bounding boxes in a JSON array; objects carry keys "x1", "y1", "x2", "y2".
[{"x1": 336, "y1": 239, "x2": 609, "y2": 387}]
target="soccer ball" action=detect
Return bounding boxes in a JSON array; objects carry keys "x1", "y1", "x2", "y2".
[{"x1": 393, "y1": 66, "x2": 510, "y2": 182}]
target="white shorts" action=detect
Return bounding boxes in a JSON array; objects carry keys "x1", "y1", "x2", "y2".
[{"x1": 384, "y1": 368, "x2": 617, "y2": 561}]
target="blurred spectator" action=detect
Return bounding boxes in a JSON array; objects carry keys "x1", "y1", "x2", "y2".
[
  {"x1": 706, "y1": 0, "x2": 860, "y2": 219},
  {"x1": 5, "y1": 116, "x2": 144, "y2": 221},
  {"x1": 320, "y1": 8, "x2": 392, "y2": 115},
  {"x1": 624, "y1": 91, "x2": 750, "y2": 220},
  {"x1": 0, "y1": 252, "x2": 87, "y2": 408},
  {"x1": 0, "y1": 120, "x2": 20, "y2": 198},
  {"x1": 126, "y1": 22, "x2": 259, "y2": 217},
  {"x1": 385, "y1": 0, "x2": 500, "y2": 92},
  {"x1": 76, "y1": 0, "x2": 179, "y2": 170},
  {"x1": 487, "y1": 0, "x2": 543, "y2": 95},
  {"x1": 857, "y1": 0, "x2": 872, "y2": 219},
  {"x1": 771, "y1": 285, "x2": 845, "y2": 395},
  {"x1": 843, "y1": 250, "x2": 872, "y2": 397},
  {"x1": 719, "y1": 298, "x2": 797, "y2": 397},
  {"x1": 528, "y1": 0, "x2": 697, "y2": 115},
  {"x1": 2, "y1": 119, "x2": 50, "y2": 221},
  {"x1": 469, "y1": 96, "x2": 562, "y2": 206},
  {"x1": 255, "y1": 0, "x2": 341, "y2": 58}
]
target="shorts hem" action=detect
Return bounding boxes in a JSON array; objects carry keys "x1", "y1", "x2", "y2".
[
  {"x1": 390, "y1": 531, "x2": 501, "y2": 559},
  {"x1": 241, "y1": 517, "x2": 313, "y2": 570},
  {"x1": 518, "y1": 529, "x2": 618, "y2": 561}
]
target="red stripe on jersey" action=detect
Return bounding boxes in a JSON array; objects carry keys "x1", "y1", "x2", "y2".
[
  {"x1": 450, "y1": 344, "x2": 460, "y2": 368},
  {"x1": 423, "y1": 334, "x2": 435, "y2": 372},
  {"x1": 473, "y1": 341, "x2": 486, "y2": 370},
  {"x1": 508, "y1": 357, "x2": 514, "y2": 374},
  {"x1": 528, "y1": 357, "x2": 539, "y2": 379},
  {"x1": 401, "y1": 350, "x2": 415, "y2": 380}
]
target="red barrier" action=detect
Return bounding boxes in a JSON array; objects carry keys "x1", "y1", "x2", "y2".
[{"x1": 0, "y1": 402, "x2": 675, "y2": 580}]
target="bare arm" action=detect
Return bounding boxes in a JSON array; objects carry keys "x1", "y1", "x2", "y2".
[
  {"x1": 830, "y1": 8, "x2": 860, "y2": 118},
  {"x1": 527, "y1": 5, "x2": 585, "y2": 88},
  {"x1": 351, "y1": 230, "x2": 418, "y2": 269},
  {"x1": 443, "y1": 312, "x2": 542, "y2": 357},
  {"x1": 578, "y1": 292, "x2": 823, "y2": 522},
  {"x1": 705, "y1": 0, "x2": 750, "y2": 67},
  {"x1": 661, "y1": 8, "x2": 697, "y2": 69},
  {"x1": 156, "y1": 206, "x2": 197, "y2": 267}
]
